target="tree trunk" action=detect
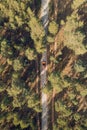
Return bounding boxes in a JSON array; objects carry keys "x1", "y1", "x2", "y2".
[
  {"x1": 54, "y1": 0, "x2": 58, "y2": 21},
  {"x1": 36, "y1": 55, "x2": 41, "y2": 130},
  {"x1": 52, "y1": 88, "x2": 56, "y2": 129}
]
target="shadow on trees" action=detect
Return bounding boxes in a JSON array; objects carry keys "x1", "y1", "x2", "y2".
[
  {"x1": 34, "y1": 0, "x2": 41, "y2": 15},
  {"x1": 57, "y1": 0, "x2": 74, "y2": 23},
  {"x1": 78, "y1": 1, "x2": 87, "y2": 48},
  {"x1": 55, "y1": 46, "x2": 74, "y2": 72},
  {"x1": 4, "y1": 27, "x2": 35, "y2": 48},
  {"x1": 21, "y1": 60, "x2": 36, "y2": 82},
  {"x1": 76, "y1": 2, "x2": 87, "y2": 84}
]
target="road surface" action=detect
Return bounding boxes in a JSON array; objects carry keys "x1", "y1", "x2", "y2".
[{"x1": 40, "y1": 0, "x2": 50, "y2": 130}]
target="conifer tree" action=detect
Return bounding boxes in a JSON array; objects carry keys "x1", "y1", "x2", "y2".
[
  {"x1": 61, "y1": 0, "x2": 87, "y2": 55},
  {"x1": 47, "y1": 21, "x2": 58, "y2": 44},
  {"x1": 28, "y1": 8, "x2": 45, "y2": 53},
  {"x1": 0, "y1": 1, "x2": 42, "y2": 129}
]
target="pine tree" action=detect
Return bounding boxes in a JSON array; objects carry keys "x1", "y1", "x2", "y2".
[
  {"x1": 28, "y1": 8, "x2": 45, "y2": 53},
  {"x1": 47, "y1": 21, "x2": 58, "y2": 44},
  {"x1": 25, "y1": 47, "x2": 36, "y2": 60},
  {"x1": 61, "y1": 0, "x2": 87, "y2": 55},
  {"x1": 0, "y1": 1, "x2": 42, "y2": 129},
  {"x1": 13, "y1": 58, "x2": 24, "y2": 72}
]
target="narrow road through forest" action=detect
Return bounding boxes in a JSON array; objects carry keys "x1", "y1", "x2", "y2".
[{"x1": 40, "y1": 0, "x2": 50, "y2": 130}]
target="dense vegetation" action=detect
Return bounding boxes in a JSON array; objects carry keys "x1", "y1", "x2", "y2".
[
  {"x1": 0, "y1": 0, "x2": 87, "y2": 130},
  {"x1": 46, "y1": 0, "x2": 87, "y2": 130},
  {"x1": 0, "y1": 0, "x2": 44, "y2": 130}
]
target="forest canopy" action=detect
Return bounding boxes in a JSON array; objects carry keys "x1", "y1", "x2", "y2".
[{"x1": 0, "y1": 0, "x2": 87, "y2": 130}]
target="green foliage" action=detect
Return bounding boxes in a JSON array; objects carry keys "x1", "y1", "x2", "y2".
[
  {"x1": 12, "y1": 112, "x2": 35, "y2": 129},
  {"x1": 7, "y1": 113, "x2": 13, "y2": 122},
  {"x1": 0, "y1": 0, "x2": 87, "y2": 129},
  {"x1": 19, "y1": 120, "x2": 29, "y2": 129},
  {"x1": 0, "y1": 94, "x2": 12, "y2": 111},
  {"x1": 13, "y1": 113, "x2": 20, "y2": 126},
  {"x1": 53, "y1": 75, "x2": 87, "y2": 129},
  {"x1": 0, "y1": 64, "x2": 5, "y2": 74},
  {"x1": 0, "y1": 0, "x2": 43, "y2": 129},
  {"x1": 28, "y1": 8, "x2": 45, "y2": 53},
  {"x1": 7, "y1": 86, "x2": 22, "y2": 97},
  {"x1": 1, "y1": 40, "x2": 14, "y2": 58},
  {"x1": 7, "y1": 58, "x2": 13, "y2": 65},
  {"x1": 74, "y1": 60, "x2": 85, "y2": 73},
  {"x1": 57, "y1": 118, "x2": 67, "y2": 127},
  {"x1": 0, "y1": 0, "x2": 45, "y2": 55},
  {"x1": 25, "y1": 48, "x2": 36, "y2": 60},
  {"x1": 53, "y1": 124, "x2": 58, "y2": 130},
  {"x1": 13, "y1": 58, "x2": 23, "y2": 71},
  {"x1": 47, "y1": 36, "x2": 55, "y2": 43},
  {"x1": 72, "y1": 0, "x2": 86, "y2": 10},
  {"x1": 48, "y1": 72, "x2": 70, "y2": 93},
  {"x1": 61, "y1": 0, "x2": 87, "y2": 55},
  {"x1": 42, "y1": 83, "x2": 52, "y2": 94},
  {"x1": 55, "y1": 101, "x2": 72, "y2": 117},
  {"x1": 63, "y1": 13, "x2": 86, "y2": 55},
  {"x1": 48, "y1": 21, "x2": 58, "y2": 35},
  {"x1": 74, "y1": 113, "x2": 80, "y2": 121},
  {"x1": 80, "y1": 89, "x2": 87, "y2": 97},
  {"x1": 47, "y1": 21, "x2": 58, "y2": 44},
  {"x1": 27, "y1": 94, "x2": 41, "y2": 112},
  {"x1": 0, "y1": 113, "x2": 5, "y2": 124},
  {"x1": 75, "y1": 83, "x2": 87, "y2": 97},
  {"x1": 0, "y1": 82, "x2": 6, "y2": 92},
  {"x1": 50, "y1": 56, "x2": 58, "y2": 63},
  {"x1": 12, "y1": 71, "x2": 20, "y2": 79},
  {"x1": 60, "y1": 20, "x2": 65, "y2": 25}
]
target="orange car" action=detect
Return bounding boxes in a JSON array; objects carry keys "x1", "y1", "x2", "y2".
[{"x1": 42, "y1": 61, "x2": 46, "y2": 66}]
